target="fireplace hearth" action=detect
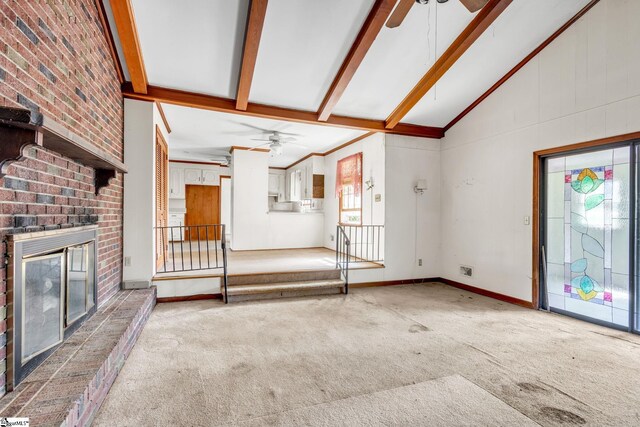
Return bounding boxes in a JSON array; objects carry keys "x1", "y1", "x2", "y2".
[{"x1": 5, "y1": 225, "x2": 98, "y2": 390}]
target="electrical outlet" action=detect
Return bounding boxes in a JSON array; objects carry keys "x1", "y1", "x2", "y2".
[
  {"x1": 418, "y1": 259, "x2": 423, "y2": 266},
  {"x1": 124, "y1": 256, "x2": 131, "y2": 267},
  {"x1": 523, "y1": 215, "x2": 530, "y2": 225},
  {"x1": 330, "y1": 234, "x2": 335, "y2": 242}
]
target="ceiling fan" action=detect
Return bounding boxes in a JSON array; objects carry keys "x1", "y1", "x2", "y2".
[
  {"x1": 249, "y1": 131, "x2": 308, "y2": 156},
  {"x1": 177, "y1": 148, "x2": 232, "y2": 165},
  {"x1": 386, "y1": 0, "x2": 489, "y2": 28}
]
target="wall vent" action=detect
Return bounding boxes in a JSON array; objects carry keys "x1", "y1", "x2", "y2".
[{"x1": 459, "y1": 265, "x2": 473, "y2": 277}]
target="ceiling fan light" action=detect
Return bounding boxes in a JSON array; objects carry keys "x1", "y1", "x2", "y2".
[{"x1": 271, "y1": 142, "x2": 284, "y2": 156}]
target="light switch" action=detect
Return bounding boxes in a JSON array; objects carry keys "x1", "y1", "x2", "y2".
[
  {"x1": 524, "y1": 216, "x2": 530, "y2": 226},
  {"x1": 375, "y1": 194, "x2": 382, "y2": 202}
]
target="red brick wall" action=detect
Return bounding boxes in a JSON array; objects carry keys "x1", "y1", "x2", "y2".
[{"x1": 0, "y1": 0, "x2": 124, "y2": 396}]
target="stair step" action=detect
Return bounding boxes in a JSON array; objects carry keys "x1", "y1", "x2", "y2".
[
  {"x1": 227, "y1": 279, "x2": 345, "y2": 296},
  {"x1": 228, "y1": 269, "x2": 341, "y2": 286}
]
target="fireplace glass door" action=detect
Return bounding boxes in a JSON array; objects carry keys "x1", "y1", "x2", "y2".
[
  {"x1": 66, "y1": 242, "x2": 96, "y2": 326},
  {"x1": 22, "y1": 252, "x2": 65, "y2": 363}
]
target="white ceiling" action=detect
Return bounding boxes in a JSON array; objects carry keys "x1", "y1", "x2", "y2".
[
  {"x1": 109, "y1": 0, "x2": 594, "y2": 157},
  {"x1": 250, "y1": 0, "x2": 374, "y2": 111},
  {"x1": 129, "y1": 0, "x2": 249, "y2": 98},
  {"x1": 402, "y1": 0, "x2": 591, "y2": 127},
  {"x1": 162, "y1": 104, "x2": 367, "y2": 168},
  {"x1": 332, "y1": 0, "x2": 475, "y2": 120}
]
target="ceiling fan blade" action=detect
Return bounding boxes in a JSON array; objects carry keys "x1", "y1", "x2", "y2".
[
  {"x1": 459, "y1": 0, "x2": 489, "y2": 13},
  {"x1": 235, "y1": 122, "x2": 272, "y2": 133},
  {"x1": 250, "y1": 138, "x2": 271, "y2": 141},
  {"x1": 274, "y1": 130, "x2": 302, "y2": 137},
  {"x1": 386, "y1": 0, "x2": 414, "y2": 28}
]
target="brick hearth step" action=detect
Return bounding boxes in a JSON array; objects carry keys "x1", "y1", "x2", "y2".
[{"x1": 0, "y1": 288, "x2": 156, "y2": 426}]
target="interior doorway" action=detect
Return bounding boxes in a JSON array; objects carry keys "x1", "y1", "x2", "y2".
[
  {"x1": 536, "y1": 135, "x2": 639, "y2": 333},
  {"x1": 185, "y1": 185, "x2": 220, "y2": 240}
]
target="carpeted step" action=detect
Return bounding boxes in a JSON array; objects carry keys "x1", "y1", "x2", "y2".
[
  {"x1": 227, "y1": 269, "x2": 341, "y2": 286},
  {"x1": 226, "y1": 279, "x2": 345, "y2": 303}
]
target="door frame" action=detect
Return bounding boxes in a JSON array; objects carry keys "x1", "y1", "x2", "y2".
[
  {"x1": 155, "y1": 126, "x2": 169, "y2": 269},
  {"x1": 533, "y1": 131, "x2": 640, "y2": 333}
]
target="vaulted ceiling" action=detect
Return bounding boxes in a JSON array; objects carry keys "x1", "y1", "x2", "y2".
[{"x1": 101, "y1": 0, "x2": 596, "y2": 162}]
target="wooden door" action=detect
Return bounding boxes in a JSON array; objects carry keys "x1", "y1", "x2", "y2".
[
  {"x1": 185, "y1": 185, "x2": 220, "y2": 240},
  {"x1": 155, "y1": 126, "x2": 169, "y2": 268}
]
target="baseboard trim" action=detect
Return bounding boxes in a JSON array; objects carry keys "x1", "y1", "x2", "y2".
[
  {"x1": 157, "y1": 293, "x2": 222, "y2": 303},
  {"x1": 154, "y1": 278, "x2": 535, "y2": 309},
  {"x1": 438, "y1": 278, "x2": 535, "y2": 309}
]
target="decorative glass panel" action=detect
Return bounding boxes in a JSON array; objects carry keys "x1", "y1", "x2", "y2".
[
  {"x1": 23, "y1": 253, "x2": 64, "y2": 363},
  {"x1": 545, "y1": 148, "x2": 630, "y2": 327}
]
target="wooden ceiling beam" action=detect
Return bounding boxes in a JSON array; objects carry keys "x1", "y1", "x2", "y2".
[
  {"x1": 444, "y1": 0, "x2": 600, "y2": 132},
  {"x1": 122, "y1": 83, "x2": 445, "y2": 139},
  {"x1": 385, "y1": 0, "x2": 513, "y2": 129},
  {"x1": 317, "y1": 0, "x2": 398, "y2": 122},
  {"x1": 155, "y1": 102, "x2": 171, "y2": 134},
  {"x1": 110, "y1": 0, "x2": 148, "y2": 94},
  {"x1": 236, "y1": 0, "x2": 269, "y2": 111}
]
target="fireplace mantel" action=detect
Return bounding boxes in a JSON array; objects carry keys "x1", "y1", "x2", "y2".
[{"x1": 0, "y1": 106, "x2": 127, "y2": 194}]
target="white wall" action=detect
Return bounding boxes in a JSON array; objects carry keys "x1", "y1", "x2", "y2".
[
  {"x1": 231, "y1": 149, "x2": 270, "y2": 250},
  {"x1": 268, "y1": 213, "x2": 324, "y2": 248},
  {"x1": 384, "y1": 135, "x2": 441, "y2": 280},
  {"x1": 323, "y1": 133, "x2": 386, "y2": 248},
  {"x1": 321, "y1": 132, "x2": 441, "y2": 283},
  {"x1": 440, "y1": 0, "x2": 640, "y2": 301},
  {"x1": 123, "y1": 100, "x2": 170, "y2": 281},
  {"x1": 221, "y1": 176, "x2": 232, "y2": 239}
]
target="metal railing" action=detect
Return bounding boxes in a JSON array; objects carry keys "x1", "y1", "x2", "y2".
[
  {"x1": 336, "y1": 224, "x2": 385, "y2": 294},
  {"x1": 155, "y1": 224, "x2": 229, "y2": 303}
]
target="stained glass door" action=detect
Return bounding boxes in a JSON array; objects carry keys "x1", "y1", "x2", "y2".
[{"x1": 544, "y1": 147, "x2": 631, "y2": 328}]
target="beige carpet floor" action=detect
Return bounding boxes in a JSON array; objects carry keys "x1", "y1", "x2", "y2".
[{"x1": 94, "y1": 283, "x2": 640, "y2": 426}]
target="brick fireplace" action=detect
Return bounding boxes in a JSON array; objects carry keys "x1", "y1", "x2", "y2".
[
  {"x1": 0, "y1": 0, "x2": 126, "y2": 398},
  {"x1": 5, "y1": 225, "x2": 99, "y2": 390}
]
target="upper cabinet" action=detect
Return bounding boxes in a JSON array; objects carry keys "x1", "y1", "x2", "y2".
[
  {"x1": 184, "y1": 168, "x2": 201, "y2": 185},
  {"x1": 202, "y1": 170, "x2": 218, "y2": 185},
  {"x1": 184, "y1": 167, "x2": 220, "y2": 186},
  {"x1": 286, "y1": 155, "x2": 324, "y2": 201},
  {"x1": 169, "y1": 165, "x2": 185, "y2": 198},
  {"x1": 169, "y1": 162, "x2": 227, "y2": 199},
  {"x1": 268, "y1": 171, "x2": 286, "y2": 201}
]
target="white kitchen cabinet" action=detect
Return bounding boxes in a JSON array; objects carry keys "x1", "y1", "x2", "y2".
[
  {"x1": 278, "y1": 175, "x2": 285, "y2": 200},
  {"x1": 268, "y1": 174, "x2": 278, "y2": 193},
  {"x1": 269, "y1": 171, "x2": 286, "y2": 201},
  {"x1": 184, "y1": 168, "x2": 219, "y2": 186},
  {"x1": 286, "y1": 155, "x2": 324, "y2": 201},
  {"x1": 167, "y1": 213, "x2": 184, "y2": 240},
  {"x1": 184, "y1": 168, "x2": 202, "y2": 184},
  {"x1": 202, "y1": 170, "x2": 219, "y2": 185},
  {"x1": 169, "y1": 165, "x2": 185, "y2": 199},
  {"x1": 304, "y1": 164, "x2": 313, "y2": 199}
]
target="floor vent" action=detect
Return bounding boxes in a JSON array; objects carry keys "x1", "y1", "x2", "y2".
[{"x1": 459, "y1": 265, "x2": 473, "y2": 277}]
